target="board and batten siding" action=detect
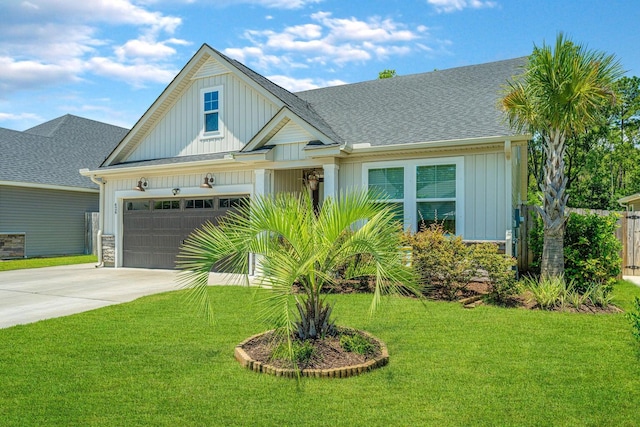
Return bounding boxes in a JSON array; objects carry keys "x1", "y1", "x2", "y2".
[
  {"x1": 0, "y1": 186, "x2": 98, "y2": 257},
  {"x1": 269, "y1": 122, "x2": 314, "y2": 162},
  {"x1": 101, "y1": 170, "x2": 254, "y2": 234},
  {"x1": 126, "y1": 73, "x2": 280, "y2": 162},
  {"x1": 338, "y1": 151, "x2": 509, "y2": 241}
]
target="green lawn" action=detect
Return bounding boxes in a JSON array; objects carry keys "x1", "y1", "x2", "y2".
[
  {"x1": 0, "y1": 255, "x2": 97, "y2": 271},
  {"x1": 1, "y1": 282, "x2": 639, "y2": 426}
]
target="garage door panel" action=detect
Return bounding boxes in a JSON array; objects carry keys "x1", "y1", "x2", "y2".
[{"x1": 123, "y1": 196, "x2": 247, "y2": 269}]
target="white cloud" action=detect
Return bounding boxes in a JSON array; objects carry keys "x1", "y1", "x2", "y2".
[
  {"x1": 0, "y1": 112, "x2": 42, "y2": 122},
  {"x1": 0, "y1": 56, "x2": 82, "y2": 95},
  {"x1": 87, "y1": 57, "x2": 177, "y2": 87},
  {"x1": 14, "y1": 0, "x2": 182, "y2": 34},
  {"x1": 115, "y1": 38, "x2": 191, "y2": 62},
  {"x1": 427, "y1": 0, "x2": 497, "y2": 13},
  {"x1": 0, "y1": 0, "x2": 185, "y2": 93},
  {"x1": 226, "y1": 11, "x2": 426, "y2": 71},
  {"x1": 211, "y1": 0, "x2": 323, "y2": 9},
  {"x1": 268, "y1": 75, "x2": 346, "y2": 92}
]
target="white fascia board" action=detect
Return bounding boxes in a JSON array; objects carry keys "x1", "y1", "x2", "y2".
[
  {"x1": 0, "y1": 180, "x2": 99, "y2": 193},
  {"x1": 350, "y1": 134, "x2": 530, "y2": 154},
  {"x1": 81, "y1": 156, "x2": 238, "y2": 178}
]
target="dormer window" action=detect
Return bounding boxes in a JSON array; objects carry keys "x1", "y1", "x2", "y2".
[{"x1": 201, "y1": 86, "x2": 223, "y2": 136}]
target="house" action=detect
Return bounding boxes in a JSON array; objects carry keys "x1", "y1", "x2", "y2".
[
  {"x1": 0, "y1": 115, "x2": 128, "y2": 258},
  {"x1": 618, "y1": 194, "x2": 640, "y2": 211},
  {"x1": 81, "y1": 44, "x2": 530, "y2": 270}
]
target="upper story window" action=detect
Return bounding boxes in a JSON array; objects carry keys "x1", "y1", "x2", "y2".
[{"x1": 201, "y1": 86, "x2": 223, "y2": 136}]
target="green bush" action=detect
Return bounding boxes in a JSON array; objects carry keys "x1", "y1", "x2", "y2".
[
  {"x1": 627, "y1": 297, "x2": 640, "y2": 344},
  {"x1": 404, "y1": 224, "x2": 475, "y2": 300},
  {"x1": 271, "y1": 339, "x2": 317, "y2": 364},
  {"x1": 522, "y1": 275, "x2": 566, "y2": 310},
  {"x1": 471, "y1": 243, "x2": 518, "y2": 303},
  {"x1": 339, "y1": 330, "x2": 376, "y2": 356},
  {"x1": 530, "y1": 212, "x2": 621, "y2": 292}
]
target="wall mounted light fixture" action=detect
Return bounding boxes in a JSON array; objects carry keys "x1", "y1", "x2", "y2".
[
  {"x1": 133, "y1": 177, "x2": 148, "y2": 191},
  {"x1": 172, "y1": 188, "x2": 180, "y2": 196},
  {"x1": 303, "y1": 169, "x2": 323, "y2": 191},
  {"x1": 200, "y1": 173, "x2": 215, "y2": 188}
]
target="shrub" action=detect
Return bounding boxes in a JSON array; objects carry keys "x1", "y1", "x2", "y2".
[
  {"x1": 627, "y1": 297, "x2": 640, "y2": 344},
  {"x1": 530, "y1": 212, "x2": 621, "y2": 292},
  {"x1": 586, "y1": 282, "x2": 614, "y2": 308},
  {"x1": 339, "y1": 330, "x2": 376, "y2": 356},
  {"x1": 522, "y1": 275, "x2": 566, "y2": 310},
  {"x1": 471, "y1": 243, "x2": 518, "y2": 303},
  {"x1": 271, "y1": 339, "x2": 317, "y2": 364},
  {"x1": 404, "y1": 224, "x2": 476, "y2": 300}
]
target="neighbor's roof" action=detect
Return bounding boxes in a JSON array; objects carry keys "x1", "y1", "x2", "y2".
[
  {"x1": 0, "y1": 114, "x2": 128, "y2": 189},
  {"x1": 296, "y1": 56, "x2": 528, "y2": 147}
]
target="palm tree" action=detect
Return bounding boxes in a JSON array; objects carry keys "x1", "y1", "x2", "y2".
[
  {"x1": 176, "y1": 191, "x2": 417, "y2": 341},
  {"x1": 501, "y1": 33, "x2": 622, "y2": 278}
]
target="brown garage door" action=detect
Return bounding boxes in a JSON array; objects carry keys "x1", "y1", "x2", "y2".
[{"x1": 123, "y1": 196, "x2": 248, "y2": 269}]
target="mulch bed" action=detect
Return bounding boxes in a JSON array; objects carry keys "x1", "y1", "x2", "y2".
[{"x1": 240, "y1": 329, "x2": 382, "y2": 371}]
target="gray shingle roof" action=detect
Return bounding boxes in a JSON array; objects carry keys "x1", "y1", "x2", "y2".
[
  {"x1": 1, "y1": 114, "x2": 128, "y2": 189},
  {"x1": 295, "y1": 57, "x2": 528, "y2": 146},
  {"x1": 211, "y1": 46, "x2": 344, "y2": 145}
]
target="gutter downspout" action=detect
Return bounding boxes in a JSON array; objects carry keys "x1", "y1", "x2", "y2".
[{"x1": 89, "y1": 175, "x2": 105, "y2": 267}]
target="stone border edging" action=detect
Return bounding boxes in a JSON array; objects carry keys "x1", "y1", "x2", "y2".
[{"x1": 234, "y1": 330, "x2": 389, "y2": 378}]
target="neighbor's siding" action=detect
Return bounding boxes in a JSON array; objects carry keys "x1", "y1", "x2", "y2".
[
  {"x1": 0, "y1": 186, "x2": 98, "y2": 257},
  {"x1": 127, "y1": 73, "x2": 280, "y2": 161}
]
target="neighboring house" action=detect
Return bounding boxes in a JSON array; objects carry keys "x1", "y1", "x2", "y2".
[
  {"x1": 0, "y1": 115, "x2": 128, "y2": 258},
  {"x1": 81, "y1": 44, "x2": 530, "y2": 270},
  {"x1": 618, "y1": 194, "x2": 640, "y2": 211}
]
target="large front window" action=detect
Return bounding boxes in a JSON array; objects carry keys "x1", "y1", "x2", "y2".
[{"x1": 364, "y1": 158, "x2": 463, "y2": 234}]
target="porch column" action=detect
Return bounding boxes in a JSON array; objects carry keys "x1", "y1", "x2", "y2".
[
  {"x1": 251, "y1": 169, "x2": 273, "y2": 276},
  {"x1": 254, "y1": 168, "x2": 273, "y2": 197},
  {"x1": 322, "y1": 163, "x2": 339, "y2": 201}
]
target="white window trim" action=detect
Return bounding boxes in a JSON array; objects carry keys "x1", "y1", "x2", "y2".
[
  {"x1": 362, "y1": 157, "x2": 464, "y2": 235},
  {"x1": 200, "y1": 85, "x2": 223, "y2": 140}
]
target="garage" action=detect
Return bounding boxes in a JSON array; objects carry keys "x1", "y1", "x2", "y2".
[{"x1": 123, "y1": 196, "x2": 248, "y2": 269}]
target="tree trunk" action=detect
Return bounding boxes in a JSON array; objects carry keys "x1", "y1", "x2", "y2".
[
  {"x1": 541, "y1": 226, "x2": 564, "y2": 278},
  {"x1": 539, "y1": 129, "x2": 568, "y2": 278}
]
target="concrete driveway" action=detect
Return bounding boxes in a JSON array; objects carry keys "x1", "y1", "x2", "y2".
[{"x1": 0, "y1": 264, "x2": 245, "y2": 329}]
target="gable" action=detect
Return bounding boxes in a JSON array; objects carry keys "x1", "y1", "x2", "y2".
[
  {"x1": 125, "y1": 71, "x2": 280, "y2": 162},
  {"x1": 191, "y1": 57, "x2": 230, "y2": 79},
  {"x1": 102, "y1": 44, "x2": 342, "y2": 168}
]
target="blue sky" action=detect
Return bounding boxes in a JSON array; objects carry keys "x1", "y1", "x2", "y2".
[{"x1": 1, "y1": 0, "x2": 638, "y2": 130}]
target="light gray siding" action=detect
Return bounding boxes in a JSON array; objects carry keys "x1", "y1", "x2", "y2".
[
  {"x1": 126, "y1": 73, "x2": 280, "y2": 162},
  {"x1": 338, "y1": 150, "x2": 509, "y2": 241},
  {"x1": 464, "y1": 153, "x2": 506, "y2": 241},
  {"x1": 0, "y1": 186, "x2": 98, "y2": 257}
]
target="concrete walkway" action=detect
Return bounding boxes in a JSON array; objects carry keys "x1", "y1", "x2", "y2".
[
  {"x1": 623, "y1": 276, "x2": 640, "y2": 287},
  {"x1": 0, "y1": 264, "x2": 248, "y2": 329}
]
